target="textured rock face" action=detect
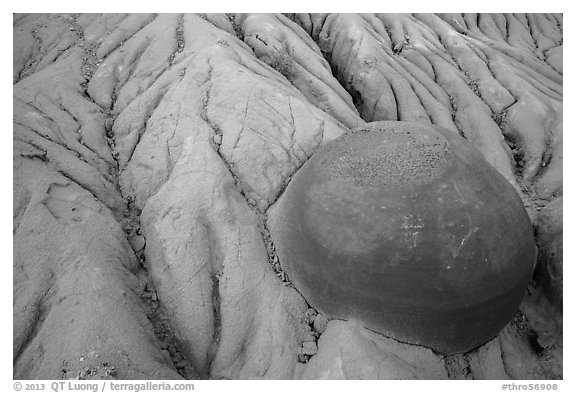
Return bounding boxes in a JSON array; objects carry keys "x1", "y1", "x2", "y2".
[
  {"x1": 534, "y1": 198, "x2": 563, "y2": 309},
  {"x1": 268, "y1": 121, "x2": 536, "y2": 354},
  {"x1": 13, "y1": 13, "x2": 562, "y2": 380}
]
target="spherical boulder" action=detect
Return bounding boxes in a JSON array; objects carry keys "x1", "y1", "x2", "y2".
[{"x1": 268, "y1": 121, "x2": 536, "y2": 354}]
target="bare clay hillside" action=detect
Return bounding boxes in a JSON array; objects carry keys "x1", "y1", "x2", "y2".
[{"x1": 13, "y1": 13, "x2": 562, "y2": 380}]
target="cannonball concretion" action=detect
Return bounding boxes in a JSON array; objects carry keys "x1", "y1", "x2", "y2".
[{"x1": 267, "y1": 121, "x2": 536, "y2": 354}]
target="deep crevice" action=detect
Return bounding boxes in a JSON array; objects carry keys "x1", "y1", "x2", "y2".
[
  {"x1": 207, "y1": 269, "x2": 222, "y2": 373},
  {"x1": 76, "y1": 24, "x2": 199, "y2": 376},
  {"x1": 106, "y1": 116, "x2": 198, "y2": 381},
  {"x1": 169, "y1": 14, "x2": 185, "y2": 66},
  {"x1": 447, "y1": 94, "x2": 466, "y2": 139},
  {"x1": 226, "y1": 14, "x2": 244, "y2": 41},
  {"x1": 16, "y1": 24, "x2": 44, "y2": 83}
]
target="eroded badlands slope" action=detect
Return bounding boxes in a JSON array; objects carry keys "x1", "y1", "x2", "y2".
[{"x1": 13, "y1": 13, "x2": 562, "y2": 379}]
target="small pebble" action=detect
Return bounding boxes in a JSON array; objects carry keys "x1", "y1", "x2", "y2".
[
  {"x1": 313, "y1": 314, "x2": 328, "y2": 334},
  {"x1": 303, "y1": 331, "x2": 315, "y2": 342},
  {"x1": 302, "y1": 341, "x2": 317, "y2": 356},
  {"x1": 129, "y1": 235, "x2": 146, "y2": 252},
  {"x1": 304, "y1": 308, "x2": 317, "y2": 324},
  {"x1": 297, "y1": 353, "x2": 308, "y2": 363}
]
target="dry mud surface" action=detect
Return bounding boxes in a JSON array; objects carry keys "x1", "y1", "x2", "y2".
[{"x1": 13, "y1": 13, "x2": 562, "y2": 380}]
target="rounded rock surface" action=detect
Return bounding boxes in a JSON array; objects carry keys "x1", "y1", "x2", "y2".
[{"x1": 268, "y1": 121, "x2": 537, "y2": 355}]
